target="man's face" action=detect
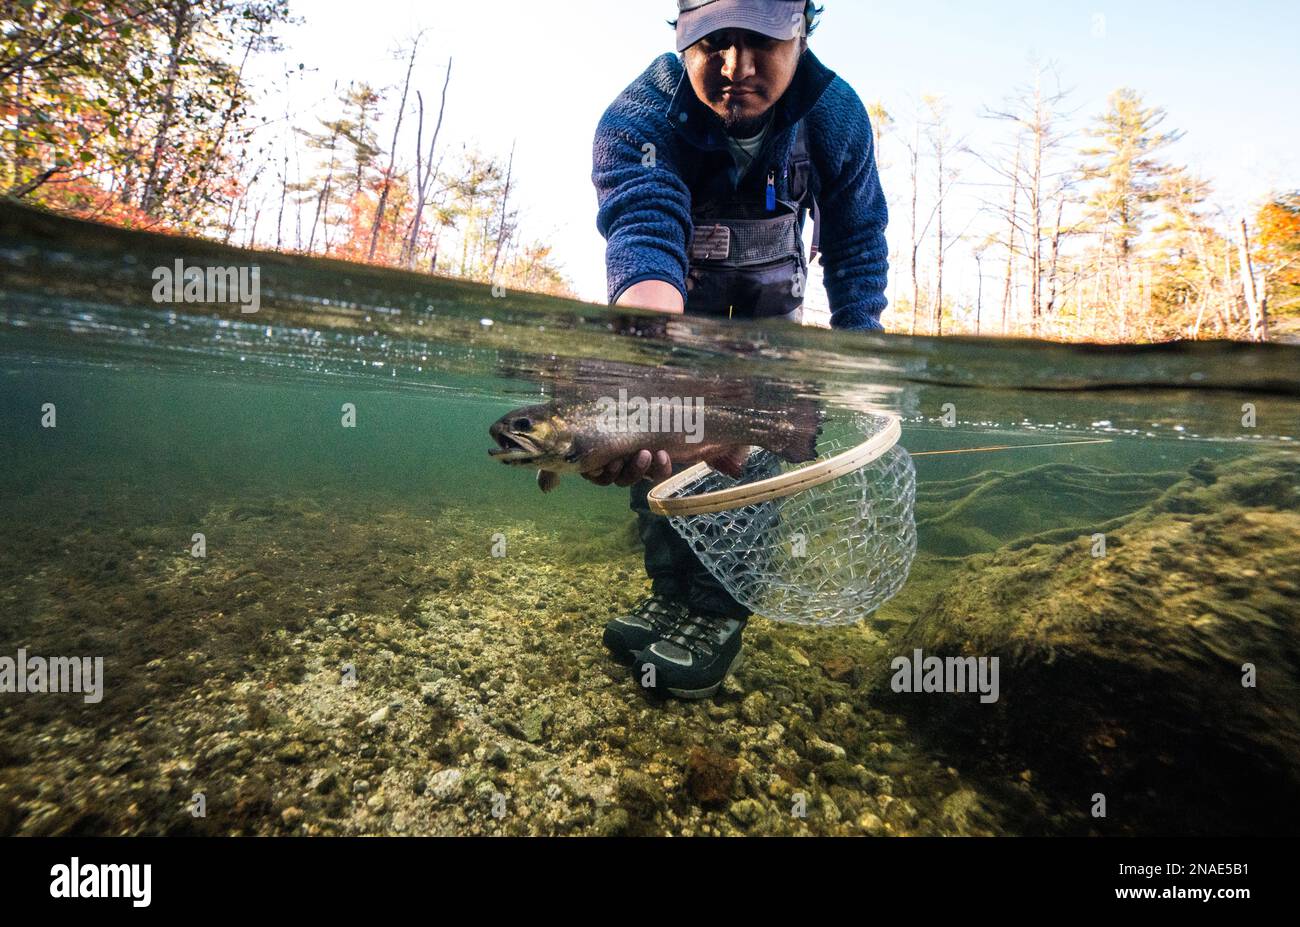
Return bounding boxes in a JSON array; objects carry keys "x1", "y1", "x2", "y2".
[{"x1": 683, "y1": 28, "x2": 803, "y2": 136}]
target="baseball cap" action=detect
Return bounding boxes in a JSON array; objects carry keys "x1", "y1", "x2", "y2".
[{"x1": 675, "y1": 0, "x2": 807, "y2": 53}]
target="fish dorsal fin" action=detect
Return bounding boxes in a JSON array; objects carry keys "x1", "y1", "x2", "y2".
[{"x1": 537, "y1": 470, "x2": 561, "y2": 493}]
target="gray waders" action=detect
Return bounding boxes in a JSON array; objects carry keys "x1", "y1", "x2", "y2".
[{"x1": 632, "y1": 119, "x2": 819, "y2": 619}]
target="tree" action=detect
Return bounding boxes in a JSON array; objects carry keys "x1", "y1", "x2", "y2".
[
  {"x1": 1079, "y1": 88, "x2": 1184, "y2": 339},
  {"x1": 292, "y1": 81, "x2": 386, "y2": 255},
  {"x1": 1149, "y1": 168, "x2": 1226, "y2": 339},
  {"x1": 924, "y1": 94, "x2": 962, "y2": 336},
  {"x1": 402, "y1": 57, "x2": 452, "y2": 269},
  {"x1": 338, "y1": 82, "x2": 383, "y2": 201},
  {"x1": 1253, "y1": 192, "x2": 1300, "y2": 338},
  {"x1": 369, "y1": 34, "x2": 421, "y2": 262},
  {"x1": 980, "y1": 62, "x2": 1076, "y2": 335},
  {"x1": 0, "y1": 0, "x2": 289, "y2": 227}
]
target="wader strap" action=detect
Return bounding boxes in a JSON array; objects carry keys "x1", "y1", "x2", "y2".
[{"x1": 793, "y1": 119, "x2": 821, "y2": 262}]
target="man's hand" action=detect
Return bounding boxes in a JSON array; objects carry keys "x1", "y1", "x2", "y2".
[
  {"x1": 582, "y1": 449, "x2": 673, "y2": 487},
  {"x1": 581, "y1": 445, "x2": 751, "y2": 488}
]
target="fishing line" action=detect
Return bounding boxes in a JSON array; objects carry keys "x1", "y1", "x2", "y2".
[{"x1": 911, "y1": 438, "x2": 1114, "y2": 458}]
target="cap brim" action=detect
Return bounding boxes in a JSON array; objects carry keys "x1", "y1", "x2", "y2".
[{"x1": 676, "y1": 1, "x2": 806, "y2": 53}]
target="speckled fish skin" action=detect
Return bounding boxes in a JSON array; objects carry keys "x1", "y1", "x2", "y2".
[{"x1": 488, "y1": 398, "x2": 820, "y2": 488}]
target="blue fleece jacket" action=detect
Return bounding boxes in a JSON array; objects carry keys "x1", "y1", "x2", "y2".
[{"x1": 592, "y1": 49, "x2": 889, "y2": 331}]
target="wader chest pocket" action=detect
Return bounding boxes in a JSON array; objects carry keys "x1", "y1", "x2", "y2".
[
  {"x1": 686, "y1": 203, "x2": 807, "y2": 319},
  {"x1": 689, "y1": 202, "x2": 801, "y2": 270}
]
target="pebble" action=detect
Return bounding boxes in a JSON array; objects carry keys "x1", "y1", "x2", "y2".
[
  {"x1": 819, "y1": 794, "x2": 842, "y2": 823},
  {"x1": 807, "y1": 737, "x2": 846, "y2": 763},
  {"x1": 205, "y1": 738, "x2": 239, "y2": 762},
  {"x1": 728, "y1": 798, "x2": 764, "y2": 827},
  {"x1": 486, "y1": 743, "x2": 509, "y2": 769},
  {"x1": 857, "y1": 811, "x2": 885, "y2": 834},
  {"x1": 521, "y1": 706, "x2": 552, "y2": 744},
  {"x1": 784, "y1": 646, "x2": 811, "y2": 668},
  {"x1": 740, "y1": 692, "x2": 769, "y2": 725},
  {"x1": 427, "y1": 768, "x2": 464, "y2": 801},
  {"x1": 313, "y1": 769, "x2": 338, "y2": 794},
  {"x1": 276, "y1": 741, "x2": 307, "y2": 764},
  {"x1": 592, "y1": 809, "x2": 629, "y2": 836}
]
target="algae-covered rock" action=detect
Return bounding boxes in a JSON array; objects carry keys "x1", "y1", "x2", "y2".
[
  {"x1": 882, "y1": 452, "x2": 1300, "y2": 835},
  {"x1": 915, "y1": 462, "x2": 1182, "y2": 556},
  {"x1": 686, "y1": 747, "x2": 738, "y2": 807}
]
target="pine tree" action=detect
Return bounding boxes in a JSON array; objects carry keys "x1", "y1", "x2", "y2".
[{"x1": 1079, "y1": 88, "x2": 1184, "y2": 338}]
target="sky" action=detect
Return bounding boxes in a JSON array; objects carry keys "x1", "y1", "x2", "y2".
[{"x1": 244, "y1": 0, "x2": 1300, "y2": 307}]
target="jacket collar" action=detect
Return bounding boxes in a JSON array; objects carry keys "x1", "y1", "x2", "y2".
[{"x1": 667, "y1": 48, "x2": 837, "y2": 151}]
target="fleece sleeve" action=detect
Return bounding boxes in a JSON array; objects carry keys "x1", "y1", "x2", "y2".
[
  {"x1": 592, "y1": 97, "x2": 694, "y2": 305},
  {"x1": 812, "y1": 81, "x2": 890, "y2": 331}
]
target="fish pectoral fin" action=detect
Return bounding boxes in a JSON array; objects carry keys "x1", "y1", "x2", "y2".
[
  {"x1": 537, "y1": 470, "x2": 561, "y2": 493},
  {"x1": 707, "y1": 445, "x2": 753, "y2": 478}
]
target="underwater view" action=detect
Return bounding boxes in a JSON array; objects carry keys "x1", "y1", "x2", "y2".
[{"x1": 1, "y1": 202, "x2": 1296, "y2": 838}]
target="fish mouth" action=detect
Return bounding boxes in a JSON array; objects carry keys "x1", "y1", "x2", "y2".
[{"x1": 489, "y1": 430, "x2": 542, "y2": 464}]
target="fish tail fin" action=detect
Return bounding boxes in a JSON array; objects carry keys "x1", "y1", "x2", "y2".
[{"x1": 774, "y1": 407, "x2": 823, "y2": 464}]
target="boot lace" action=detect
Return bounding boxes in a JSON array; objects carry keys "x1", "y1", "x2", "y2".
[
  {"x1": 636, "y1": 595, "x2": 688, "y2": 633},
  {"x1": 666, "y1": 612, "x2": 731, "y2": 658}
]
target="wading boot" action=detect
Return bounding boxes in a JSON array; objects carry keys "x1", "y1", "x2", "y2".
[{"x1": 602, "y1": 594, "x2": 690, "y2": 665}]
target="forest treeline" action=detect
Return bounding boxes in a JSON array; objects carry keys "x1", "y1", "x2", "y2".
[
  {"x1": 871, "y1": 70, "x2": 1298, "y2": 342},
  {"x1": 0, "y1": 0, "x2": 574, "y2": 297},
  {"x1": 2, "y1": 2, "x2": 1296, "y2": 339}
]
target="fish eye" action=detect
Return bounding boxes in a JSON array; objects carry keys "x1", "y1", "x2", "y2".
[{"x1": 512, "y1": 417, "x2": 532, "y2": 431}]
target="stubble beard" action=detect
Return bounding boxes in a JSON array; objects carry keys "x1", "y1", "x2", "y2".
[{"x1": 721, "y1": 102, "x2": 771, "y2": 138}]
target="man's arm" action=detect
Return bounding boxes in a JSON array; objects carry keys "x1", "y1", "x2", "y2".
[
  {"x1": 592, "y1": 58, "x2": 694, "y2": 310},
  {"x1": 811, "y1": 81, "x2": 890, "y2": 331}
]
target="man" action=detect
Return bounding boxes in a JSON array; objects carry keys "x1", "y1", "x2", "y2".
[{"x1": 588, "y1": 0, "x2": 888, "y2": 699}]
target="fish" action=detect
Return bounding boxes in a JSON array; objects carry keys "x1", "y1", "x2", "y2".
[{"x1": 488, "y1": 395, "x2": 822, "y2": 492}]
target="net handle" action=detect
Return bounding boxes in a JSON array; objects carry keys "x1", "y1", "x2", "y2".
[{"x1": 647, "y1": 414, "x2": 902, "y2": 516}]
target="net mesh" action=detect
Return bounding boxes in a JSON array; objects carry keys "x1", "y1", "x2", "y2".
[{"x1": 663, "y1": 414, "x2": 917, "y2": 627}]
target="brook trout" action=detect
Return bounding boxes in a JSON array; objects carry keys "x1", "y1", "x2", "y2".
[{"x1": 489, "y1": 396, "x2": 821, "y2": 492}]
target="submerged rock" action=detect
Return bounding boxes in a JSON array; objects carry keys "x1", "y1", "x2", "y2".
[
  {"x1": 520, "y1": 706, "x2": 552, "y2": 744},
  {"x1": 426, "y1": 768, "x2": 464, "y2": 802},
  {"x1": 882, "y1": 453, "x2": 1300, "y2": 835},
  {"x1": 806, "y1": 737, "x2": 847, "y2": 763},
  {"x1": 728, "y1": 798, "x2": 765, "y2": 828},
  {"x1": 686, "y1": 747, "x2": 738, "y2": 807}
]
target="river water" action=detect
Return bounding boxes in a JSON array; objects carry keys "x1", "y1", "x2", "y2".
[{"x1": 1, "y1": 203, "x2": 1296, "y2": 836}]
